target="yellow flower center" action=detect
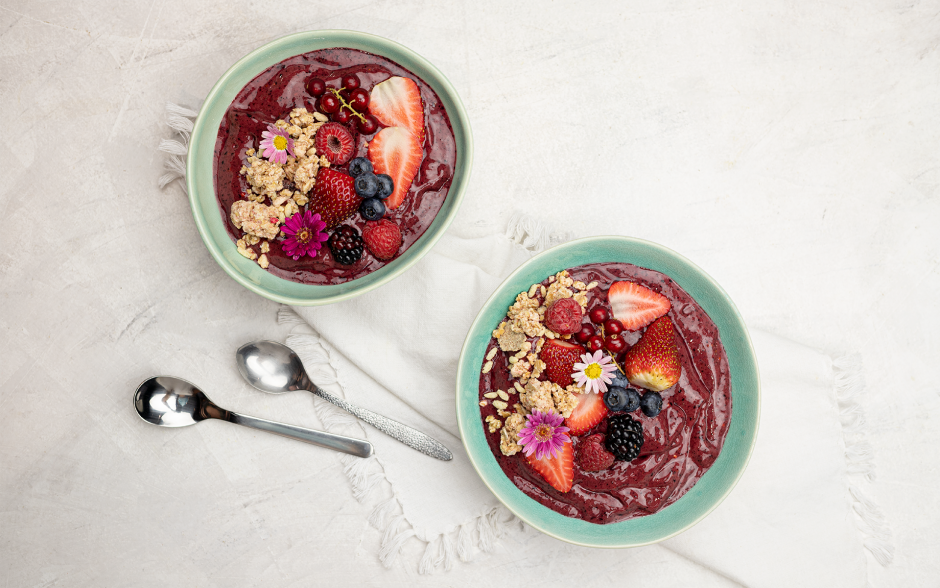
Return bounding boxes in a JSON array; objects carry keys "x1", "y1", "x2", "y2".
[
  {"x1": 273, "y1": 135, "x2": 287, "y2": 150},
  {"x1": 584, "y1": 362, "x2": 602, "y2": 380},
  {"x1": 534, "y1": 423, "x2": 553, "y2": 442},
  {"x1": 296, "y1": 227, "x2": 311, "y2": 244}
]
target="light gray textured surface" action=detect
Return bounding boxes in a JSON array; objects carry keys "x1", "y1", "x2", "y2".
[{"x1": 1, "y1": 0, "x2": 938, "y2": 586}]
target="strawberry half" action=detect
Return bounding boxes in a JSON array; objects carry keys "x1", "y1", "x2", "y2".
[
  {"x1": 540, "y1": 339, "x2": 585, "y2": 387},
  {"x1": 608, "y1": 281, "x2": 671, "y2": 331},
  {"x1": 525, "y1": 438, "x2": 574, "y2": 493},
  {"x1": 565, "y1": 391, "x2": 609, "y2": 435},
  {"x1": 368, "y1": 127, "x2": 423, "y2": 210},
  {"x1": 622, "y1": 316, "x2": 682, "y2": 392},
  {"x1": 368, "y1": 76, "x2": 425, "y2": 141},
  {"x1": 307, "y1": 168, "x2": 358, "y2": 230}
]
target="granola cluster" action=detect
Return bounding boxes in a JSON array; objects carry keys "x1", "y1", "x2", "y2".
[
  {"x1": 232, "y1": 108, "x2": 331, "y2": 267},
  {"x1": 479, "y1": 270, "x2": 600, "y2": 456}
]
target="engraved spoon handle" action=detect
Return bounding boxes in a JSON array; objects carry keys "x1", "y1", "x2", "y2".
[{"x1": 306, "y1": 386, "x2": 453, "y2": 461}]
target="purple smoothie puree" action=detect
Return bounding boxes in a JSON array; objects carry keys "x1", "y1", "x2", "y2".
[
  {"x1": 479, "y1": 262, "x2": 732, "y2": 524},
  {"x1": 213, "y1": 48, "x2": 456, "y2": 284}
]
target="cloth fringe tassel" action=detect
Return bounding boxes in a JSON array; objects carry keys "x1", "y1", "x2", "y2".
[
  {"x1": 279, "y1": 306, "x2": 518, "y2": 574},
  {"x1": 506, "y1": 211, "x2": 568, "y2": 253},
  {"x1": 158, "y1": 103, "x2": 198, "y2": 189},
  {"x1": 833, "y1": 353, "x2": 894, "y2": 570}
]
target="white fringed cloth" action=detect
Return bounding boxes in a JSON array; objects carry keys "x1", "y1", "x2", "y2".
[{"x1": 160, "y1": 103, "x2": 892, "y2": 583}]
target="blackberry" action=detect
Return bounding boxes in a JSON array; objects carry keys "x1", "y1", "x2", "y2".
[
  {"x1": 605, "y1": 414, "x2": 644, "y2": 462},
  {"x1": 328, "y1": 225, "x2": 364, "y2": 265}
]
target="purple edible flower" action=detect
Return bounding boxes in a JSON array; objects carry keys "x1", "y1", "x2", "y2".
[
  {"x1": 281, "y1": 210, "x2": 328, "y2": 260},
  {"x1": 518, "y1": 410, "x2": 571, "y2": 460}
]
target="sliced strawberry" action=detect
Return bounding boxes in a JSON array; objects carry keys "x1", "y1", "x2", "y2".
[
  {"x1": 565, "y1": 391, "x2": 609, "y2": 435},
  {"x1": 623, "y1": 316, "x2": 682, "y2": 392},
  {"x1": 368, "y1": 76, "x2": 425, "y2": 141},
  {"x1": 307, "y1": 168, "x2": 358, "y2": 230},
  {"x1": 368, "y1": 127, "x2": 423, "y2": 210},
  {"x1": 608, "y1": 281, "x2": 671, "y2": 331},
  {"x1": 525, "y1": 438, "x2": 573, "y2": 492},
  {"x1": 540, "y1": 339, "x2": 585, "y2": 387}
]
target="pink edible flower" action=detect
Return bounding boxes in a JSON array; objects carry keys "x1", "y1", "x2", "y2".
[
  {"x1": 259, "y1": 124, "x2": 295, "y2": 164},
  {"x1": 280, "y1": 210, "x2": 328, "y2": 260},
  {"x1": 572, "y1": 350, "x2": 618, "y2": 394},
  {"x1": 518, "y1": 410, "x2": 571, "y2": 460}
]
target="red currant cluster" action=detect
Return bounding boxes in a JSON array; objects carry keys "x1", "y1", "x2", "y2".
[
  {"x1": 574, "y1": 306, "x2": 627, "y2": 354},
  {"x1": 306, "y1": 73, "x2": 380, "y2": 134}
]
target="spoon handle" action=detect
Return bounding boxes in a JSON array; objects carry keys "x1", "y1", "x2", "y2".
[
  {"x1": 224, "y1": 411, "x2": 374, "y2": 458},
  {"x1": 307, "y1": 387, "x2": 453, "y2": 461}
]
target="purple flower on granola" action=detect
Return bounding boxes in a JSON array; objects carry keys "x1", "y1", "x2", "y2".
[
  {"x1": 572, "y1": 350, "x2": 617, "y2": 394},
  {"x1": 518, "y1": 410, "x2": 570, "y2": 460},
  {"x1": 281, "y1": 210, "x2": 328, "y2": 260},
  {"x1": 259, "y1": 124, "x2": 295, "y2": 164}
]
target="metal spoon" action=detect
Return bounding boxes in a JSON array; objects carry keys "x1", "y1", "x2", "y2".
[
  {"x1": 235, "y1": 341, "x2": 453, "y2": 461},
  {"x1": 133, "y1": 375, "x2": 373, "y2": 458}
]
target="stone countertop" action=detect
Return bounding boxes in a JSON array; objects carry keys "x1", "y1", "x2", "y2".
[{"x1": 1, "y1": 1, "x2": 938, "y2": 586}]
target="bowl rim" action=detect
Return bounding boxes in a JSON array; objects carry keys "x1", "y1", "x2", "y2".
[
  {"x1": 455, "y1": 235, "x2": 760, "y2": 547},
  {"x1": 186, "y1": 30, "x2": 472, "y2": 306}
]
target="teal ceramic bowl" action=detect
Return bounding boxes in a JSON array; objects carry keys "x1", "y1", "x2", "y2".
[
  {"x1": 187, "y1": 31, "x2": 472, "y2": 305},
  {"x1": 456, "y1": 236, "x2": 760, "y2": 547}
]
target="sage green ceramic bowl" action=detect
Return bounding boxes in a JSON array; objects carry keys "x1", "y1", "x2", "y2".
[
  {"x1": 456, "y1": 236, "x2": 760, "y2": 547},
  {"x1": 187, "y1": 31, "x2": 471, "y2": 305}
]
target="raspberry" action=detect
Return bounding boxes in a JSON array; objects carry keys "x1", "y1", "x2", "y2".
[
  {"x1": 577, "y1": 434, "x2": 615, "y2": 472},
  {"x1": 361, "y1": 219, "x2": 402, "y2": 261},
  {"x1": 544, "y1": 297, "x2": 583, "y2": 335}
]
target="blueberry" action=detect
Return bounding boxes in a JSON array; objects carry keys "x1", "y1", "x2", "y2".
[
  {"x1": 610, "y1": 372, "x2": 630, "y2": 389},
  {"x1": 354, "y1": 173, "x2": 379, "y2": 198},
  {"x1": 603, "y1": 386, "x2": 633, "y2": 412},
  {"x1": 640, "y1": 391, "x2": 663, "y2": 417},
  {"x1": 622, "y1": 388, "x2": 641, "y2": 412},
  {"x1": 348, "y1": 157, "x2": 373, "y2": 178},
  {"x1": 375, "y1": 173, "x2": 394, "y2": 199},
  {"x1": 359, "y1": 197, "x2": 386, "y2": 221}
]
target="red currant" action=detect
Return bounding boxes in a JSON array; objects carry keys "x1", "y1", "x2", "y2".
[
  {"x1": 306, "y1": 77, "x2": 326, "y2": 96},
  {"x1": 342, "y1": 74, "x2": 360, "y2": 90},
  {"x1": 339, "y1": 88, "x2": 352, "y2": 102},
  {"x1": 605, "y1": 333, "x2": 627, "y2": 354},
  {"x1": 587, "y1": 335, "x2": 605, "y2": 353},
  {"x1": 604, "y1": 319, "x2": 624, "y2": 335},
  {"x1": 333, "y1": 106, "x2": 354, "y2": 124},
  {"x1": 589, "y1": 305, "x2": 609, "y2": 324},
  {"x1": 318, "y1": 94, "x2": 340, "y2": 114},
  {"x1": 356, "y1": 113, "x2": 379, "y2": 135},
  {"x1": 349, "y1": 87, "x2": 370, "y2": 110},
  {"x1": 574, "y1": 324, "x2": 595, "y2": 344}
]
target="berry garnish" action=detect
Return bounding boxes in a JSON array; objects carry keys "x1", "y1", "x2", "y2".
[
  {"x1": 577, "y1": 434, "x2": 615, "y2": 472},
  {"x1": 586, "y1": 335, "x2": 605, "y2": 353},
  {"x1": 622, "y1": 316, "x2": 682, "y2": 392},
  {"x1": 361, "y1": 219, "x2": 403, "y2": 261},
  {"x1": 359, "y1": 197, "x2": 386, "y2": 221},
  {"x1": 333, "y1": 106, "x2": 353, "y2": 125},
  {"x1": 604, "y1": 333, "x2": 627, "y2": 354},
  {"x1": 314, "y1": 122, "x2": 355, "y2": 165},
  {"x1": 605, "y1": 414, "x2": 644, "y2": 462},
  {"x1": 603, "y1": 386, "x2": 640, "y2": 412},
  {"x1": 574, "y1": 324, "x2": 595, "y2": 344},
  {"x1": 306, "y1": 77, "x2": 326, "y2": 96},
  {"x1": 349, "y1": 88, "x2": 370, "y2": 110},
  {"x1": 610, "y1": 372, "x2": 630, "y2": 389},
  {"x1": 525, "y1": 439, "x2": 574, "y2": 493},
  {"x1": 356, "y1": 113, "x2": 380, "y2": 135},
  {"x1": 589, "y1": 305, "x2": 610, "y2": 324},
  {"x1": 354, "y1": 172, "x2": 379, "y2": 198},
  {"x1": 368, "y1": 127, "x2": 422, "y2": 209},
  {"x1": 327, "y1": 225, "x2": 364, "y2": 265},
  {"x1": 540, "y1": 339, "x2": 585, "y2": 387},
  {"x1": 307, "y1": 168, "x2": 359, "y2": 229},
  {"x1": 608, "y1": 281, "x2": 671, "y2": 331},
  {"x1": 368, "y1": 76, "x2": 426, "y2": 141},
  {"x1": 318, "y1": 93, "x2": 340, "y2": 114},
  {"x1": 565, "y1": 391, "x2": 609, "y2": 435},
  {"x1": 347, "y1": 157, "x2": 373, "y2": 178},
  {"x1": 544, "y1": 298, "x2": 584, "y2": 335},
  {"x1": 640, "y1": 391, "x2": 663, "y2": 417},
  {"x1": 375, "y1": 173, "x2": 394, "y2": 199},
  {"x1": 341, "y1": 74, "x2": 360, "y2": 90},
  {"x1": 604, "y1": 319, "x2": 624, "y2": 335}
]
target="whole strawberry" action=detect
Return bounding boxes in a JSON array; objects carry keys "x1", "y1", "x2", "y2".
[
  {"x1": 577, "y1": 434, "x2": 615, "y2": 472},
  {"x1": 361, "y1": 219, "x2": 403, "y2": 260},
  {"x1": 308, "y1": 168, "x2": 358, "y2": 230},
  {"x1": 540, "y1": 339, "x2": 585, "y2": 387},
  {"x1": 622, "y1": 316, "x2": 681, "y2": 392}
]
